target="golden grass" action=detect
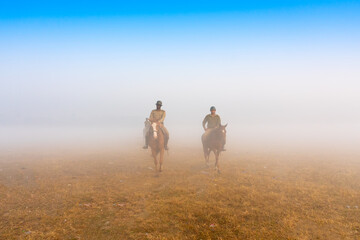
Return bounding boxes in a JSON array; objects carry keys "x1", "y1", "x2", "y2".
[{"x1": 0, "y1": 147, "x2": 360, "y2": 239}]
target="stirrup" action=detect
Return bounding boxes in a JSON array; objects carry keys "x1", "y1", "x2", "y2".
[{"x1": 164, "y1": 146, "x2": 169, "y2": 150}]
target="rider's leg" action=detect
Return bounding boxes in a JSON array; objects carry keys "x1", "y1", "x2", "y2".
[{"x1": 143, "y1": 125, "x2": 150, "y2": 149}]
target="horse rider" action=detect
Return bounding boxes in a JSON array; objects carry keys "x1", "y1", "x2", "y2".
[
  {"x1": 202, "y1": 106, "x2": 226, "y2": 151},
  {"x1": 143, "y1": 100, "x2": 169, "y2": 150}
]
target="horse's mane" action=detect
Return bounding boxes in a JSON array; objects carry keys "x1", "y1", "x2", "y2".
[{"x1": 208, "y1": 127, "x2": 223, "y2": 137}]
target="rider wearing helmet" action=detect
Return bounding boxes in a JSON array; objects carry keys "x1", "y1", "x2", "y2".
[
  {"x1": 143, "y1": 100, "x2": 169, "y2": 150},
  {"x1": 202, "y1": 106, "x2": 226, "y2": 151}
]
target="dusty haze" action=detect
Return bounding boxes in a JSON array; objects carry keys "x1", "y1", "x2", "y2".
[
  {"x1": 1, "y1": 3, "x2": 360, "y2": 239},
  {"x1": 1, "y1": 9, "x2": 360, "y2": 155}
]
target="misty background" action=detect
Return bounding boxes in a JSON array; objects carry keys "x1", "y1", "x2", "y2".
[{"x1": 1, "y1": 1, "x2": 359, "y2": 152}]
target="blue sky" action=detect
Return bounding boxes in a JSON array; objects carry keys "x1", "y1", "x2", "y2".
[
  {"x1": 0, "y1": 0, "x2": 359, "y2": 130},
  {"x1": 0, "y1": 1, "x2": 358, "y2": 19}
]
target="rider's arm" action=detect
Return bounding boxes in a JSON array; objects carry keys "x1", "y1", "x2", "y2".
[
  {"x1": 217, "y1": 115, "x2": 222, "y2": 127},
  {"x1": 202, "y1": 115, "x2": 208, "y2": 130},
  {"x1": 148, "y1": 110, "x2": 155, "y2": 122},
  {"x1": 159, "y1": 111, "x2": 166, "y2": 123}
]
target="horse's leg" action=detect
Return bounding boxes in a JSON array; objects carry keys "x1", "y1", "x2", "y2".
[
  {"x1": 207, "y1": 149, "x2": 212, "y2": 165},
  {"x1": 206, "y1": 149, "x2": 211, "y2": 167},
  {"x1": 215, "y1": 150, "x2": 221, "y2": 174},
  {"x1": 152, "y1": 149, "x2": 158, "y2": 172},
  {"x1": 202, "y1": 135, "x2": 210, "y2": 167},
  {"x1": 203, "y1": 146, "x2": 210, "y2": 166},
  {"x1": 159, "y1": 148, "x2": 164, "y2": 172}
]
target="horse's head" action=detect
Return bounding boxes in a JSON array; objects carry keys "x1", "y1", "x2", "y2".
[
  {"x1": 218, "y1": 124, "x2": 228, "y2": 138},
  {"x1": 150, "y1": 122, "x2": 160, "y2": 139}
]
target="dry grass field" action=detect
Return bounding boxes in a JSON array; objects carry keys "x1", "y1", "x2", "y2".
[{"x1": 1, "y1": 145, "x2": 360, "y2": 239}]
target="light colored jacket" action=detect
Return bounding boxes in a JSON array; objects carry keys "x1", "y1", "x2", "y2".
[{"x1": 149, "y1": 109, "x2": 166, "y2": 123}]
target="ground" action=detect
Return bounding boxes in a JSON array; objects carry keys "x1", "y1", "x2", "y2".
[{"x1": 0, "y1": 146, "x2": 360, "y2": 239}]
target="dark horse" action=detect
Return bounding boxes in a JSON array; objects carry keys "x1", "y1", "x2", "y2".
[
  {"x1": 148, "y1": 121, "x2": 165, "y2": 173},
  {"x1": 201, "y1": 124, "x2": 227, "y2": 173}
]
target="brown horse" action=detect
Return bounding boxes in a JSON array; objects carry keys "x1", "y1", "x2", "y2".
[
  {"x1": 148, "y1": 121, "x2": 165, "y2": 172},
  {"x1": 201, "y1": 124, "x2": 227, "y2": 173}
]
